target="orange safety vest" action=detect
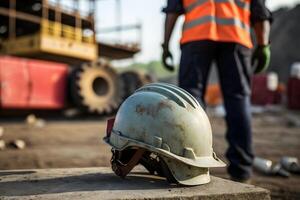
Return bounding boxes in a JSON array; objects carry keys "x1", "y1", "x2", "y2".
[{"x1": 181, "y1": 0, "x2": 253, "y2": 48}]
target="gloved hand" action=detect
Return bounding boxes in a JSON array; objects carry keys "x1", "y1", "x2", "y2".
[
  {"x1": 252, "y1": 45, "x2": 271, "y2": 74},
  {"x1": 161, "y1": 44, "x2": 175, "y2": 72}
]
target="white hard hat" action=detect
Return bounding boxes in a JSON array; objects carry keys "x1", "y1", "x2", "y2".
[{"x1": 104, "y1": 83, "x2": 225, "y2": 185}]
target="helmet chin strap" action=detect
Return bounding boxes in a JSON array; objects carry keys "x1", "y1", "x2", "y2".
[
  {"x1": 139, "y1": 152, "x2": 178, "y2": 184},
  {"x1": 111, "y1": 148, "x2": 146, "y2": 178},
  {"x1": 111, "y1": 147, "x2": 178, "y2": 184}
]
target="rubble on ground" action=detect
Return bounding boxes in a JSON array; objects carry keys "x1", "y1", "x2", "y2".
[
  {"x1": 26, "y1": 114, "x2": 46, "y2": 128},
  {"x1": 0, "y1": 140, "x2": 5, "y2": 150},
  {"x1": 286, "y1": 113, "x2": 300, "y2": 127},
  {"x1": 63, "y1": 108, "x2": 81, "y2": 118},
  {"x1": 0, "y1": 126, "x2": 4, "y2": 138},
  {"x1": 254, "y1": 157, "x2": 290, "y2": 177},
  {"x1": 10, "y1": 140, "x2": 26, "y2": 150}
]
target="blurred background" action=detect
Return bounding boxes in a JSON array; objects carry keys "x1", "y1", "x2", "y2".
[{"x1": 0, "y1": 0, "x2": 300, "y2": 199}]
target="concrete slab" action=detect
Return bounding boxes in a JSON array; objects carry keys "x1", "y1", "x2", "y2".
[{"x1": 0, "y1": 167, "x2": 270, "y2": 200}]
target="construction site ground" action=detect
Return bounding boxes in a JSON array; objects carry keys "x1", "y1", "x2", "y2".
[{"x1": 0, "y1": 108, "x2": 299, "y2": 199}]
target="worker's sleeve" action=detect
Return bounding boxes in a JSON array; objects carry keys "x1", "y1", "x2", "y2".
[
  {"x1": 250, "y1": 0, "x2": 273, "y2": 23},
  {"x1": 162, "y1": 0, "x2": 184, "y2": 14}
]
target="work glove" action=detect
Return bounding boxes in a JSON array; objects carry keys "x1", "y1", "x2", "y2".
[
  {"x1": 161, "y1": 44, "x2": 175, "y2": 72},
  {"x1": 252, "y1": 45, "x2": 271, "y2": 74}
]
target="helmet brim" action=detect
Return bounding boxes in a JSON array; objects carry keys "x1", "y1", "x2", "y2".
[
  {"x1": 162, "y1": 156, "x2": 211, "y2": 186},
  {"x1": 104, "y1": 131, "x2": 226, "y2": 168}
]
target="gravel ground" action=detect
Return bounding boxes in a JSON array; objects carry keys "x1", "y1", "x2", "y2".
[{"x1": 0, "y1": 109, "x2": 299, "y2": 199}]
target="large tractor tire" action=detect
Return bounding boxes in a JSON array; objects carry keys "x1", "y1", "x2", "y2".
[
  {"x1": 120, "y1": 70, "x2": 155, "y2": 99},
  {"x1": 70, "y1": 60, "x2": 123, "y2": 114}
]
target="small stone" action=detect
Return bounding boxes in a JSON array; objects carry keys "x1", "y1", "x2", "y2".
[
  {"x1": 35, "y1": 119, "x2": 46, "y2": 128},
  {"x1": 0, "y1": 140, "x2": 5, "y2": 150},
  {"x1": 11, "y1": 139, "x2": 26, "y2": 150},
  {"x1": 0, "y1": 127, "x2": 4, "y2": 138},
  {"x1": 26, "y1": 114, "x2": 46, "y2": 128},
  {"x1": 26, "y1": 114, "x2": 37, "y2": 125},
  {"x1": 63, "y1": 109, "x2": 81, "y2": 118},
  {"x1": 286, "y1": 114, "x2": 300, "y2": 127}
]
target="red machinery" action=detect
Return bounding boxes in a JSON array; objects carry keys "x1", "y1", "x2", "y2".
[{"x1": 0, "y1": 56, "x2": 68, "y2": 109}]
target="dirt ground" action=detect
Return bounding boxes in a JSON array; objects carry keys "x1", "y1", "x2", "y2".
[{"x1": 0, "y1": 108, "x2": 299, "y2": 199}]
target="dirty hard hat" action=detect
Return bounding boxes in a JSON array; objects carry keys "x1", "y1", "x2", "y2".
[{"x1": 103, "y1": 83, "x2": 225, "y2": 185}]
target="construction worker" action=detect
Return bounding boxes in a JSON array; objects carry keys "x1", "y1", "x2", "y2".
[{"x1": 162, "y1": 0, "x2": 272, "y2": 182}]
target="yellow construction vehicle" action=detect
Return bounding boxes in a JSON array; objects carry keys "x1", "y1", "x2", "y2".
[{"x1": 0, "y1": 0, "x2": 149, "y2": 114}]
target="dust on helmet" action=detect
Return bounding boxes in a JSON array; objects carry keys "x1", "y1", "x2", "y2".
[{"x1": 103, "y1": 83, "x2": 225, "y2": 185}]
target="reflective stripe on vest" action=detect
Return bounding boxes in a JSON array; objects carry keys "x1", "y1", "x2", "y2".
[{"x1": 181, "y1": 0, "x2": 252, "y2": 48}]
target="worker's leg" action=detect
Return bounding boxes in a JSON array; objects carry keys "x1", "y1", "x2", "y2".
[
  {"x1": 178, "y1": 40, "x2": 215, "y2": 107},
  {"x1": 216, "y1": 43, "x2": 254, "y2": 180}
]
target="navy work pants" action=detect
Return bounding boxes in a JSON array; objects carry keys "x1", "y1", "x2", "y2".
[{"x1": 179, "y1": 40, "x2": 254, "y2": 179}]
